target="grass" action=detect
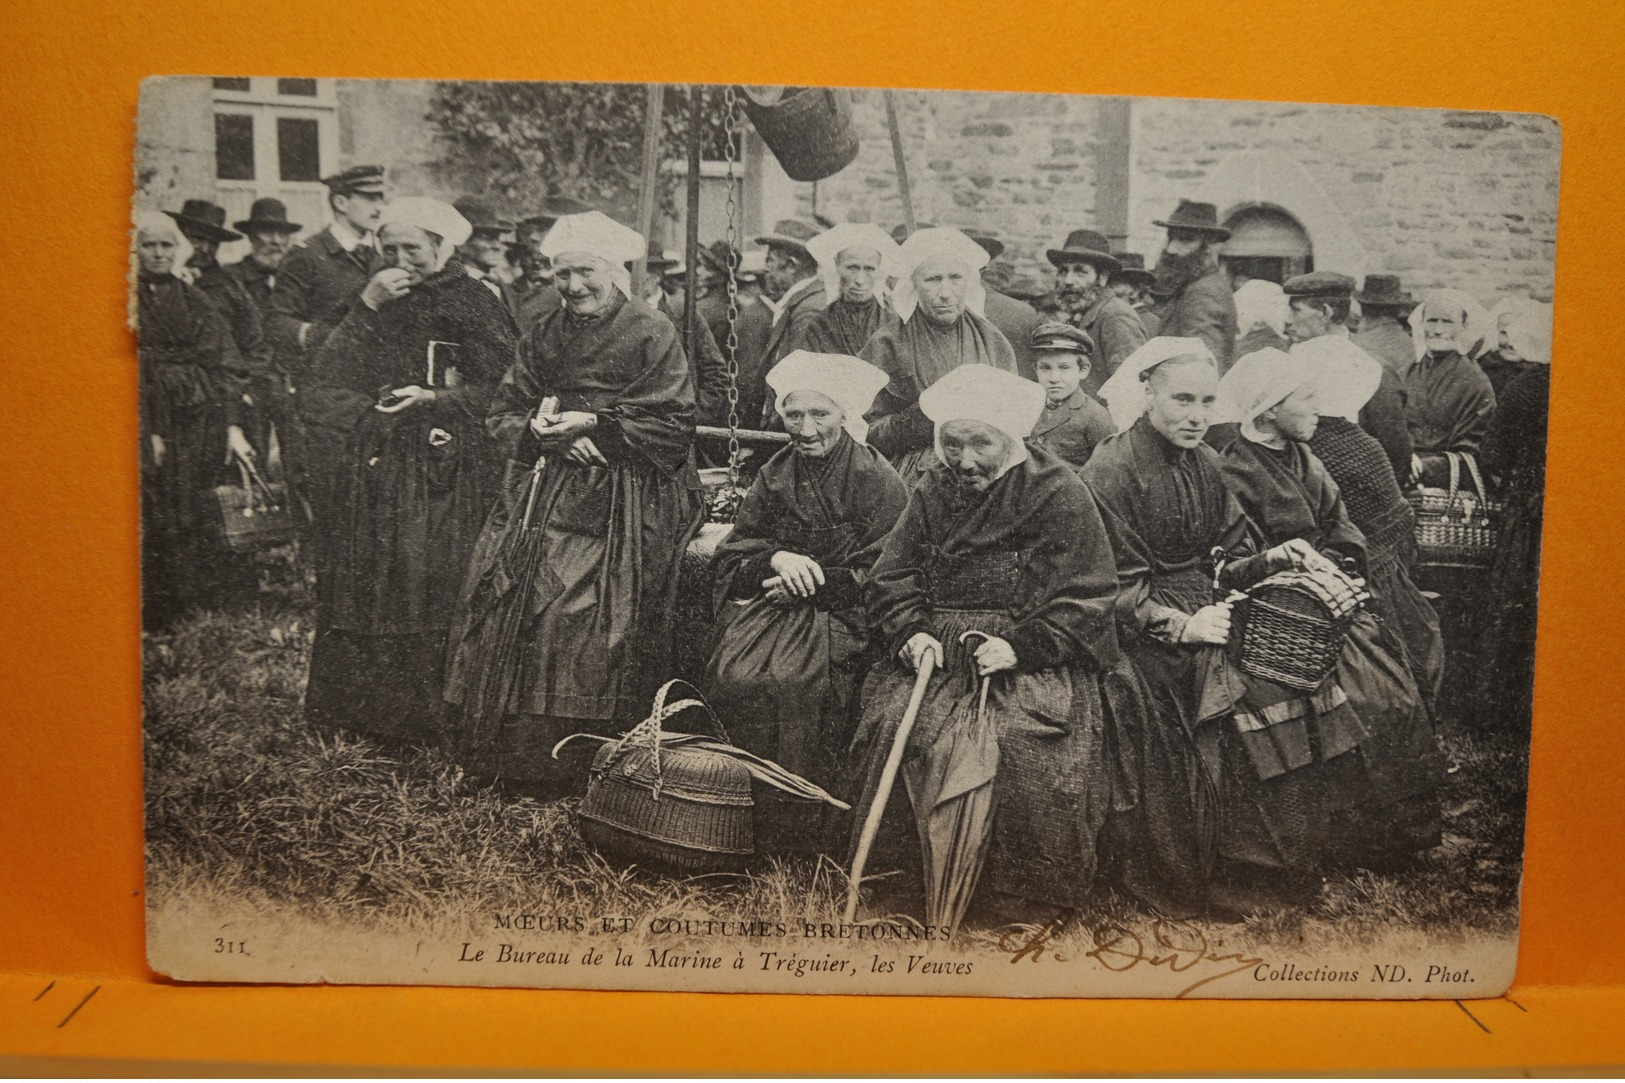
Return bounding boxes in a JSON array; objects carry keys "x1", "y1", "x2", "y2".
[{"x1": 144, "y1": 587, "x2": 1528, "y2": 962}]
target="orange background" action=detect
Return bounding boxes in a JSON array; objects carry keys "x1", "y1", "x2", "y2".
[{"x1": 1, "y1": 0, "x2": 1622, "y2": 1071}]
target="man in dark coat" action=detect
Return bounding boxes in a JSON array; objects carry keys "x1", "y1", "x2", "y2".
[
  {"x1": 1047, "y1": 228, "x2": 1147, "y2": 396},
  {"x1": 1110, "y1": 252, "x2": 1163, "y2": 336},
  {"x1": 849, "y1": 364, "x2": 1128, "y2": 928},
  {"x1": 1152, "y1": 201, "x2": 1240, "y2": 372},
  {"x1": 755, "y1": 220, "x2": 827, "y2": 422},
  {"x1": 1283, "y1": 271, "x2": 1414, "y2": 483},
  {"x1": 650, "y1": 248, "x2": 731, "y2": 427},
  {"x1": 445, "y1": 212, "x2": 706, "y2": 798},
  {"x1": 1350, "y1": 274, "x2": 1417, "y2": 377},
  {"x1": 970, "y1": 232, "x2": 1044, "y2": 380},
  {"x1": 450, "y1": 196, "x2": 520, "y2": 316}
]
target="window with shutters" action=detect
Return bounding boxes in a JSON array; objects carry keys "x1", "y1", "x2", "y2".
[{"x1": 207, "y1": 78, "x2": 339, "y2": 254}]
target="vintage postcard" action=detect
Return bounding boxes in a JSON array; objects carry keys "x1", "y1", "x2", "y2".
[{"x1": 137, "y1": 76, "x2": 1555, "y2": 997}]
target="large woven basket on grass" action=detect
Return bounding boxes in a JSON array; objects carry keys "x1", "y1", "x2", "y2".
[
  {"x1": 574, "y1": 680, "x2": 755, "y2": 874},
  {"x1": 1406, "y1": 450, "x2": 1502, "y2": 569},
  {"x1": 1231, "y1": 565, "x2": 1370, "y2": 692}
]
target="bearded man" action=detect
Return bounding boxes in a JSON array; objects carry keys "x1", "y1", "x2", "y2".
[
  {"x1": 445, "y1": 211, "x2": 706, "y2": 798},
  {"x1": 849, "y1": 363, "x2": 1127, "y2": 929},
  {"x1": 1046, "y1": 228, "x2": 1146, "y2": 396},
  {"x1": 1151, "y1": 201, "x2": 1239, "y2": 372},
  {"x1": 803, "y1": 223, "x2": 899, "y2": 356}
]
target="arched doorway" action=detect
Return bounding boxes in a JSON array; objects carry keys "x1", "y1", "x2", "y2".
[{"x1": 1221, "y1": 204, "x2": 1313, "y2": 284}]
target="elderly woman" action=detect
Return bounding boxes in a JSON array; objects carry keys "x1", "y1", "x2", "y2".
[
  {"x1": 704, "y1": 351, "x2": 907, "y2": 850},
  {"x1": 1405, "y1": 288, "x2": 1496, "y2": 487},
  {"x1": 1217, "y1": 348, "x2": 1445, "y2": 869},
  {"x1": 1295, "y1": 336, "x2": 1445, "y2": 706},
  {"x1": 1083, "y1": 338, "x2": 1380, "y2": 916},
  {"x1": 1479, "y1": 296, "x2": 1550, "y2": 401},
  {"x1": 446, "y1": 211, "x2": 705, "y2": 798},
  {"x1": 1474, "y1": 302, "x2": 1552, "y2": 736},
  {"x1": 860, "y1": 228, "x2": 1019, "y2": 486},
  {"x1": 135, "y1": 210, "x2": 257, "y2": 629},
  {"x1": 802, "y1": 224, "x2": 899, "y2": 356},
  {"x1": 849, "y1": 364, "x2": 1129, "y2": 930},
  {"x1": 299, "y1": 198, "x2": 516, "y2": 748}
]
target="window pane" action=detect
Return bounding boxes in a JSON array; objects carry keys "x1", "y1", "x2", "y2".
[
  {"x1": 277, "y1": 78, "x2": 317, "y2": 97},
  {"x1": 277, "y1": 117, "x2": 320, "y2": 182},
  {"x1": 212, "y1": 77, "x2": 251, "y2": 92},
  {"x1": 214, "y1": 114, "x2": 255, "y2": 181}
]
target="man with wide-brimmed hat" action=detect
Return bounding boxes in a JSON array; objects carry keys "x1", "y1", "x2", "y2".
[
  {"x1": 755, "y1": 220, "x2": 827, "y2": 402},
  {"x1": 1047, "y1": 228, "x2": 1147, "y2": 396},
  {"x1": 266, "y1": 165, "x2": 388, "y2": 362},
  {"x1": 1152, "y1": 200, "x2": 1239, "y2": 372},
  {"x1": 1350, "y1": 273, "x2": 1418, "y2": 377},
  {"x1": 1108, "y1": 252, "x2": 1162, "y2": 337},
  {"x1": 225, "y1": 198, "x2": 302, "y2": 310},
  {"x1": 1283, "y1": 270, "x2": 1413, "y2": 483}
]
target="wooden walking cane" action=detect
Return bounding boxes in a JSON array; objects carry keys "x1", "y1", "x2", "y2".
[
  {"x1": 844, "y1": 643, "x2": 938, "y2": 923},
  {"x1": 521, "y1": 396, "x2": 561, "y2": 530}
]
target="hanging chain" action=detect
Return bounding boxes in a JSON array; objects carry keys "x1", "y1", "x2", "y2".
[{"x1": 720, "y1": 85, "x2": 746, "y2": 509}]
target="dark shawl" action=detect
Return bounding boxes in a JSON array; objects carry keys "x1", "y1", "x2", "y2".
[
  {"x1": 861, "y1": 309, "x2": 1019, "y2": 462},
  {"x1": 804, "y1": 296, "x2": 887, "y2": 357},
  {"x1": 1218, "y1": 437, "x2": 1367, "y2": 575},
  {"x1": 1405, "y1": 349, "x2": 1496, "y2": 457}
]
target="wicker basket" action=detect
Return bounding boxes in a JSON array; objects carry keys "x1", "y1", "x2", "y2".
[
  {"x1": 1232, "y1": 566, "x2": 1370, "y2": 692},
  {"x1": 213, "y1": 458, "x2": 295, "y2": 552},
  {"x1": 1407, "y1": 451, "x2": 1502, "y2": 569},
  {"x1": 575, "y1": 681, "x2": 754, "y2": 874}
]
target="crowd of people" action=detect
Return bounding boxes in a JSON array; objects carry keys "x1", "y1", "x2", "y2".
[{"x1": 135, "y1": 161, "x2": 1552, "y2": 928}]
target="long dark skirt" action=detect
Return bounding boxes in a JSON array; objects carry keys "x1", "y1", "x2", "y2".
[
  {"x1": 141, "y1": 401, "x2": 256, "y2": 629},
  {"x1": 705, "y1": 598, "x2": 870, "y2": 853},
  {"x1": 1367, "y1": 549, "x2": 1446, "y2": 712},
  {"x1": 1473, "y1": 496, "x2": 1543, "y2": 736}
]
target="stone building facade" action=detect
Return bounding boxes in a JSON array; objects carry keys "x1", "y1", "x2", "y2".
[{"x1": 136, "y1": 78, "x2": 1558, "y2": 308}]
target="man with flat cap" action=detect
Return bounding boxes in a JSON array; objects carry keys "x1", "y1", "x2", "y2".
[
  {"x1": 1350, "y1": 274, "x2": 1418, "y2": 377},
  {"x1": 757, "y1": 220, "x2": 828, "y2": 413},
  {"x1": 1048, "y1": 228, "x2": 1147, "y2": 396},
  {"x1": 969, "y1": 231, "x2": 1043, "y2": 381},
  {"x1": 1284, "y1": 270, "x2": 1413, "y2": 483},
  {"x1": 270, "y1": 165, "x2": 389, "y2": 536},
  {"x1": 1109, "y1": 253, "x2": 1162, "y2": 337},
  {"x1": 1152, "y1": 200, "x2": 1239, "y2": 372}
]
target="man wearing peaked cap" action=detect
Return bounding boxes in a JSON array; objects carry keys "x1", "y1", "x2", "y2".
[
  {"x1": 1026, "y1": 322, "x2": 1116, "y2": 472},
  {"x1": 848, "y1": 360, "x2": 1132, "y2": 929},
  {"x1": 1350, "y1": 273, "x2": 1418, "y2": 378},
  {"x1": 1152, "y1": 200, "x2": 1239, "y2": 372},
  {"x1": 1048, "y1": 228, "x2": 1147, "y2": 395},
  {"x1": 1283, "y1": 269, "x2": 1414, "y2": 482}
]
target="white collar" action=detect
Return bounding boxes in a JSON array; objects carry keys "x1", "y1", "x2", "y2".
[{"x1": 330, "y1": 219, "x2": 372, "y2": 253}]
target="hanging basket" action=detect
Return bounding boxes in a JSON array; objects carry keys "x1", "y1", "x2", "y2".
[{"x1": 739, "y1": 86, "x2": 860, "y2": 182}]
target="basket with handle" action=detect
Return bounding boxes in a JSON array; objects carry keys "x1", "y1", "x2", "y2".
[
  {"x1": 1407, "y1": 451, "x2": 1501, "y2": 568},
  {"x1": 213, "y1": 455, "x2": 295, "y2": 552},
  {"x1": 1230, "y1": 563, "x2": 1370, "y2": 692},
  {"x1": 572, "y1": 679, "x2": 756, "y2": 873}
]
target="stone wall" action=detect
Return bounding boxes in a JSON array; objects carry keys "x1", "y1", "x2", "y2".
[
  {"x1": 1127, "y1": 98, "x2": 1561, "y2": 305},
  {"x1": 789, "y1": 88, "x2": 1107, "y2": 295}
]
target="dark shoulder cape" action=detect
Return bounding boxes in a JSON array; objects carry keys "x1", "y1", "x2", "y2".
[
  {"x1": 711, "y1": 431, "x2": 908, "y2": 610},
  {"x1": 1218, "y1": 435, "x2": 1367, "y2": 572},
  {"x1": 860, "y1": 309, "x2": 1020, "y2": 458},
  {"x1": 868, "y1": 445, "x2": 1122, "y2": 673},
  {"x1": 804, "y1": 296, "x2": 886, "y2": 356}
]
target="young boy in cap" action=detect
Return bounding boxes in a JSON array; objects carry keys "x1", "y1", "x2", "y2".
[{"x1": 1025, "y1": 321, "x2": 1116, "y2": 472}]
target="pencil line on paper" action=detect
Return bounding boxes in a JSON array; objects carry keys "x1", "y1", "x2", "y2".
[
  {"x1": 56, "y1": 985, "x2": 99, "y2": 1028},
  {"x1": 1454, "y1": 999, "x2": 1491, "y2": 1034},
  {"x1": 32, "y1": 980, "x2": 54, "y2": 1001}
]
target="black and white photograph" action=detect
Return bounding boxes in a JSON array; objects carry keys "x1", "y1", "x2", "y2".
[{"x1": 135, "y1": 76, "x2": 1556, "y2": 997}]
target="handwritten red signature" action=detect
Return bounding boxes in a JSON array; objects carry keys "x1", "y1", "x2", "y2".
[{"x1": 997, "y1": 912, "x2": 1265, "y2": 997}]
